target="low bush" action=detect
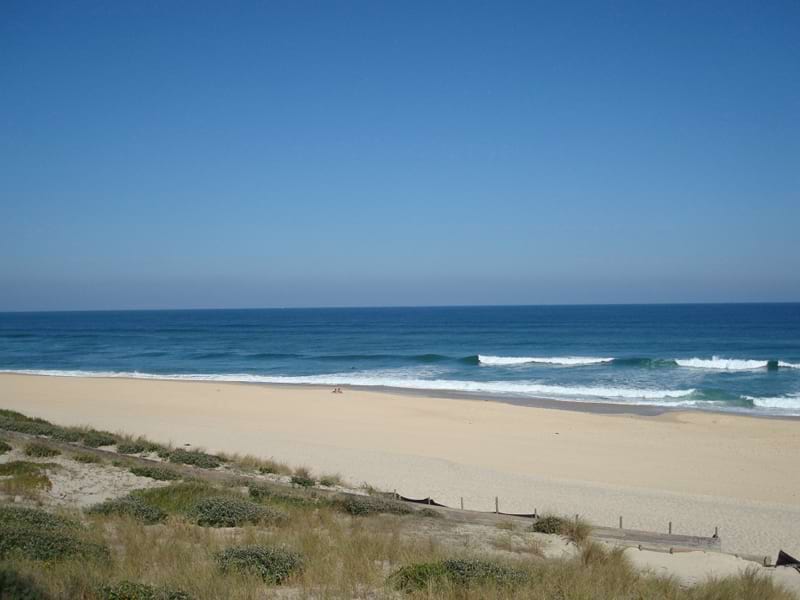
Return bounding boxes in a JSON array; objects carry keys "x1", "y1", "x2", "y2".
[
  {"x1": 0, "y1": 440, "x2": 11, "y2": 454},
  {"x1": 215, "y1": 545, "x2": 303, "y2": 584},
  {"x1": 49, "y1": 428, "x2": 82, "y2": 442},
  {"x1": 247, "y1": 483, "x2": 326, "y2": 509},
  {"x1": 188, "y1": 496, "x2": 285, "y2": 527},
  {"x1": 334, "y1": 494, "x2": 413, "y2": 516},
  {"x1": 73, "y1": 452, "x2": 102, "y2": 464},
  {"x1": 0, "y1": 512, "x2": 107, "y2": 562},
  {"x1": 129, "y1": 465, "x2": 181, "y2": 481},
  {"x1": 531, "y1": 514, "x2": 592, "y2": 544},
  {"x1": 87, "y1": 495, "x2": 168, "y2": 525},
  {"x1": 99, "y1": 581, "x2": 192, "y2": 600},
  {"x1": 131, "y1": 482, "x2": 219, "y2": 514},
  {"x1": 167, "y1": 449, "x2": 220, "y2": 469},
  {"x1": 0, "y1": 461, "x2": 53, "y2": 496},
  {"x1": 290, "y1": 474, "x2": 314, "y2": 487},
  {"x1": 82, "y1": 430, "x2": 118, "y2": 448},
  {"x1": 0, "y1": 566, "x2": 50, "y2": 600},
  {"x1": 24, "y1": 442, "x2": 61, "y2": 458},
  {"x1": 319, "y1": 473, "x2": 343, "y2": 487},
  {"x1": 0, "y1": 411, "x2": 56, "y2": 437},
  {"x1": 389, "y1": 559, "x2": 528, "y2": 591},
  {"x1": 116, "y1": 441, "x2": 149, "y2": 455}
]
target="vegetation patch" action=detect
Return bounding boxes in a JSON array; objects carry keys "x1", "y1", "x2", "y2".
[
  {"x1": 87, "y1": 495, "x2": 168, "y2": 525},
  {"x1": 131, "y1": 482, "x2": 221, "y2": 515},
  {"x1": 23, "y1": 442, "x2": 61, "y2": 458},
  {"x1": 188, "y1": 496, "x2": 285, "y2": 527},
  {"x1": 0, "y1": 440, "x2": 11, "y2": 454},
  {"x1": 99, "y1": 581, "x2": 192, "y2": 600},
  {"x1": 215, "y1": 545, "x2": 303, "y2": 584},
  {"x1": 82, "y1": 430, "x2": 118, "y2": 448},
  {"x1": 73, "y1": 452, "x2": 102, "y2": 464},
  {"x1": 334, "y1": 494, "x2": 414, "y2": 516},
  {"x1": 0, "y1": 411, "x2": 56, "y2": 437},
  {"x1": 531, "y1": 514, "x2": 592, "y2": 544},
  {"x1": 0, "y1": 461, "x2": 53, "y2": 496},
  {"x1": 247, "y1": 482, "x2": 327, "y2": 509},
  {"x1": 116, "y1": 441, "x2": 150, "y2": 455},
  {"x1": 0, "y1": 505, "x2": 107, "y2": 562},
  {"x1": 167, "y1": 449, "x2": 221, "y2": 469},
  {"x1": 0, "y1": 565, "x2": 51, "y2": 600},
  {"x1": 129, "y1": 465, "x2": 181, "y2": 481},
  {"x1": 49, "y1": 428, "x2": 82, "y2": 442},
  {"x1": 389, "y1": 558, "x2": 529, "y2": 592}
]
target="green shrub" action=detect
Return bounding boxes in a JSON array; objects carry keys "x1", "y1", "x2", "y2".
[
  {"x1": 130, "y1": 482, "x2": 219, "y2": 515},
  {"x1": 247, "y1": 483, "x2": 326, "y2": 509},
  {"x1": 82, "y1": 430, "x2": 118, "y2": 448},
  {"x1": 99, "y1": 581, "x2": 192, "y2": 600},
  {"x1": 0, "y1": 505, "x2": 79, "y2": 531},
  {"x1": 50, "y1": 428, "x2": 82, "y2": 442},
  {"x1": 216, "y1": 545, "x2": 303, "y2": 584},
  {"x1": 319, "y1": 474, "x2": 342, "y2": 487},
  {"x1": 290, "y1": 474, "x2": 314, "y2": 487},
  {"x1": 24, "y1": 442, "x2": 60, "y2": 458},
  {"x1": 531, "y1": 514, "x2": 591, "y2": 543},
  {"x1": 0, "y1": 411, "x2": 56, "y2": 437},
  {"x1": 0, "y1": 566, "x2": 50, "y2": 600},
  {"x1": 116, "y1": 442, "x2": 149, "y2": 455},
  {"x1": 0, "y1": 440, "x2": 11, "y2": 454},
  {"x1": 87, "y1": 495, "x2": 167, "y2": 525},
  {"x1": 188, "y1": 496, "x2": 284, "y2": 527},
  {"x1": 167, "y1": 449, "x2": 220, "y2": 469},
  {"x1": 129, "y1": 465, "x2": 181, "y2": 481},
  {"x1": 0, "y1": 525, "x2": 107, "y2": 561},
  {"x1": 334, "y1": 494, "x2": 413, "y2": 516},
  {"x1": 389, "y1": 559, "x2": 528, "y2": 591},
  {"x1": 73, "y1": 452, "x2": 102, "y2": 464}
]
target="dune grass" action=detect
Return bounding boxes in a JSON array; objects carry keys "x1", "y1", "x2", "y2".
[{"x1": 0, "y1": 460, "x2": 55, "y2": 498}]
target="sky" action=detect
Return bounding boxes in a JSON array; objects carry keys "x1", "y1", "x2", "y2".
[{"x1": 1, "y1": 1, "x2": 798, "y2": 311}]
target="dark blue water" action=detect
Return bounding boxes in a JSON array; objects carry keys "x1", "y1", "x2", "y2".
[{"x1": 1, "y1": 304, "x2": 799, "y2": 415}]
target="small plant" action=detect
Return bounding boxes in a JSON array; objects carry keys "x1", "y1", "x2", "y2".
[
  {"x1": 87, "y1": 495, "x2": 168, "y2": 525},
  {"x1": 73, "y1": 452, "x2": 102, "y2": 464},
  {"x1": 0, "y1": 565, "x2": 51, "y2": 599},
  {"x1": 0, "y1": 461, "x2": 53, "y2": 496},
  {"x1": 247, "y1": 483, "x2": 327, "y2": 509},
  {"x1": 24, "y1": 442, "x2": 61, "y2": 458},
  {"x1": 82, "y1": 430, "x2": 118, "y2": 448},
  {"x1": 216, "y1": 545, "x2": 303, "y2": 584},
  {"x1": 334, "y1": 494, "x2": 413, "y2": 516},
  {"x1": 99, "y1": 581, "x2": 192, "y2": 600},
  {"x1": 0, "y1": 506, "x2": 107, "y2": 561},
  {"x1": 188, "y1": 496, "x2": 285, "y2": 527},
  {"x1": 531, "y1": 514, "x2": 592, "y2": 544},
  {"x1": 129, "y1": 465, "x2": 181, "y2": 481},
  {"x1": 168, "y1": 449, "x2": 221, "y2": 469},
  {"x1": 0, "y1": 440, "x2": 12, "y2": 454},
  {"x1": 389, "y1": 559, "x2": 528, "y2": 591},
  {"x1": 290, "y1": 474, "x2": 315, "y2": 487},
  {"x1": 116, "y1": 441, "x2": 149, "y2": 455},
  {"x1": 319, "y1": 473, "x2": 343, "y2": 487},
  {"x1": 50, "y1": 428, "x2": 82, "y2": 442}
]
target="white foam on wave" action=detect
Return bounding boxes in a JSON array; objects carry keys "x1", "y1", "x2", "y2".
[
  {"x1": 478, "y1": 355, "x2": 613, "y2": 366},
  {"x1": 745, "y1": 395, "x2": 800, "y2": 411},
  {"x1": 675, "y1": 357, "x2": 769, "y2": 370},
  {"x1": 778, "y1": 361, "x2": 800, "y2": 369},
  {"x1": 1, "y1": 368, "x2": 694, "y2": 403}
]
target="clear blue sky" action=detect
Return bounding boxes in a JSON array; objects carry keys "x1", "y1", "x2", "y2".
[{"x1": 2, "y1": 1, "x2": 798, "y2": 310}]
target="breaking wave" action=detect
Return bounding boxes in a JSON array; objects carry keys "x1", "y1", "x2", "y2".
[{"x1": 477, "y1": 355, "x2": 614, "y2": 366}]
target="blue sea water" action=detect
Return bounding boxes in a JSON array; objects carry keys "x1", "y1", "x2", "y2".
[{"x1": 1, "y1": 304, "x2": 799, "y2": 416}]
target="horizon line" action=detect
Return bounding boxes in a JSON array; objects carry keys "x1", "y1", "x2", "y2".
[{"x1": 2, "y1": 300, "x2": 799, "y2": 315}]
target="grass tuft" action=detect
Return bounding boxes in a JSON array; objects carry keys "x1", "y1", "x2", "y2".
[
  {"x1": 0, "y1": 565, "x2": 51, "y2": 599},
  {"x1": 0, "y1": 440, "x2": 11, "y2": 454},
  {"x1": 99, "y1": 580, "x2": 192, "y2": 600},
  {"x1": 87, "y1": 495, "x2": 168, "y2": 525},
  {"x1": 129, "y1": 465, "x2": 182, "y2": 481},
  {"x1": 81, "y1": 430, "x2": 118, "y2": 448},
  {"x1": 389, "y1": 558, "x2": 529, "y2": 591},
  {"x1": 167, "y1": 449, "x2": 221, "y2": 469},
  {"x1": 0, "y1": 461, "x2": 53, "y2": 497},
  {"x1": 334, "y1": 493, "x2": 414, "y2": 516},
  {"x1": 73, "y1": 452, "x2": 102, "y2": 464},
  {"x1": 215, "y1": 545, "x2": 303, "y2": 584},
  {"x1": 24, "y1": 442, "x2": 61, "y2": 458},
  {"x1": 531, "y1": 513, "x2": 592, "y2": 543}
]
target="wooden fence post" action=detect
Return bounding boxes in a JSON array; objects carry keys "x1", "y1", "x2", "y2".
[{"x1": 495, "y1": 497, "x2": 499, "y2": 514}]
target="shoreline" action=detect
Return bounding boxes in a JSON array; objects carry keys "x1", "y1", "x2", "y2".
[
  {"x1": 3, "y1": 369, "x2": 798, "y2": 421},
  {"x1": 1, "y1": 372, "x2": 799, "y2": 557}
]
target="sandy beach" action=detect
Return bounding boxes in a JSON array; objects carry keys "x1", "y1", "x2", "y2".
[{"x1": 1, "y1": 372, "x2": 799, "y2": 558}]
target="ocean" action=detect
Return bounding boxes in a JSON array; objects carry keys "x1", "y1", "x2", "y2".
[{"x1": 1, "y1": 304, "x2": 799, "y2": 416}]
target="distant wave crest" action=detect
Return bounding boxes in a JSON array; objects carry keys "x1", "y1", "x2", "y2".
[
  {"x1": 477, "y1": 355, "x2": 613, "y2": 367},
  {"x1": 675, "y1": 357, "x2": 774, "y2": 371}
]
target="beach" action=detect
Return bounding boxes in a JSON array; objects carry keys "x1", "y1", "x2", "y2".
[{"x1": 1, "y1": 372, "x2": 799, "y2": 558}]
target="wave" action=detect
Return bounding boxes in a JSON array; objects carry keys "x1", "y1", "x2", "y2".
[
  {"x1": 477, "y1": 355, "x2": 613, "y2": 367},
  {"x1": 745, "y1": 395, "x2": 800, "y2": 410},
  {"x1": 674, "y1": 357, "x2": 776, "y2": 371},
  {"x1": 778, "y1": 361, "x2": 800, "y2": 369}
]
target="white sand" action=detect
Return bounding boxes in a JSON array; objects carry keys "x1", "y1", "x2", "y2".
[{"x1": 1, "y1": 373, "x2": 799, "y2": 559}]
